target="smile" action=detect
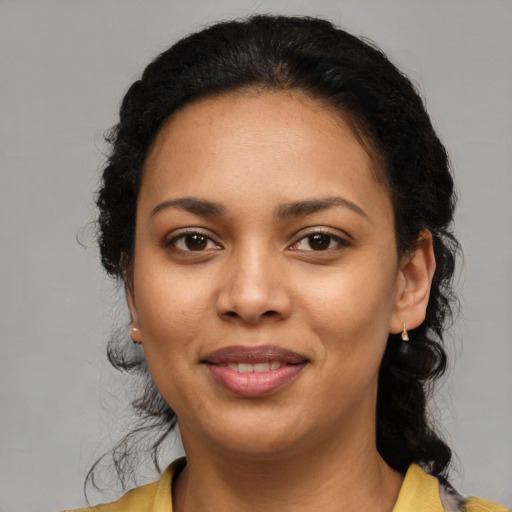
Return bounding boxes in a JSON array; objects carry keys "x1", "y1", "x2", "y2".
[
  {"x1": 202, "y1": 345, "x2": 308, "y2": 397},
  {"x1": 220, "y1": 361, "x2": 283, "y2": 372}
]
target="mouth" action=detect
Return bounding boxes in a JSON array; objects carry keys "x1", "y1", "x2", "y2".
[{"x1": 202, "y1": 345, "x2": 308, "y2": 397}]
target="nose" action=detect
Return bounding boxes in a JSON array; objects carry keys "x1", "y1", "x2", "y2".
[{"x1": 215, "y1": 245, "x2": 292, "y2": 325}]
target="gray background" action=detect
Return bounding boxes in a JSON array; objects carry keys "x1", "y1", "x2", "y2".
[{"x1": 1, "y1": 1, "x2": 511, "y2": 510}]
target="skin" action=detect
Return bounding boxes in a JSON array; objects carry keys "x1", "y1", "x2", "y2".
[{"x1": 127, "y1": 91, "x2": 436, "y2": 512}]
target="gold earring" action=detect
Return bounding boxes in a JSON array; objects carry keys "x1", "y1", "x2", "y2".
[
  {"x1": 131, "y1": 327, "x2": 142, "y2": 344},
  {"x1": 401, "y1": 323, "x2": 409, "y2": 341}
]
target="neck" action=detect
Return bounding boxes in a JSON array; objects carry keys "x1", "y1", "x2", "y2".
[{"x1": 173, "y1": 429, "x2": 403, "y2": 512}]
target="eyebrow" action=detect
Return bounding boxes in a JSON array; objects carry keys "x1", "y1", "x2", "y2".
[
  {"x1": 276, "y1": 197, "x2": 368, "y2": 220},
  {"x1": 150, "y1": 195, "x2": 368, "y2": 221},
  {"x1": 150, "y1": 197, "x2": 226, "y2": 218}
]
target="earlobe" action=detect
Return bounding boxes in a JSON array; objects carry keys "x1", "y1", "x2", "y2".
[
  {"x1": 131, "y1": 326, "x2": 142, "y2": 344},
  {"x1": 390, "y1": 230, "x2": 436, "y2": 335},
  {"x1": 125, "y1": 278, "x2": 142, "y2": 343}
]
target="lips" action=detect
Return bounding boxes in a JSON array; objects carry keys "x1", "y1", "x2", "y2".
[{"x1": 202, "y1": 345, "x2": 308, "y2": 397}]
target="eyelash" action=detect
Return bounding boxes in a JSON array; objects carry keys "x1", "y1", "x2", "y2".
[
  {"x1": 164, "y1": 229, "x2": 221, "y2": 252},
  {"x1": 163, "y1": 227, "x2": 351, "y2": 254},
  {"x1": 289, "y1": 228, "x2": 351, "y2": 252}
]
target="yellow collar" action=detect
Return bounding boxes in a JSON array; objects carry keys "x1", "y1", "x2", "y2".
[
  {"x1": 393, "y1": 464, "x2": 444, "y2": 512},
  {"x1": 162, "y1": 460, "x2": 443, "y2": 512}
]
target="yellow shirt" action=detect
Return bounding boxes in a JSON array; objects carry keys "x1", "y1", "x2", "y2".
[{"x1": 64, "y1": 459, "x2": 509, "y2": 512}]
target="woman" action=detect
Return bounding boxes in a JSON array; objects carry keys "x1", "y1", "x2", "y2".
[{"x1": 66, "y1": 15, "x2": 508, "y2": 512}]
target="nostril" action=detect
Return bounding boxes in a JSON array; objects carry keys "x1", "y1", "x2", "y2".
[{"x1": 222, "y1": 309, "x2": 279, "y2": 321}]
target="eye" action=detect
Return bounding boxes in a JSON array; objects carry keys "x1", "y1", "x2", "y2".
[
  {"x1": 290, "y1": 231, "x2": 349, "y2": 251},
  {"x1": 168, "y1": 232, "x2": 221, "y2": 252}
]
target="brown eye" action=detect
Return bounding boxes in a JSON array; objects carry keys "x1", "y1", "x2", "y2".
[
  {"x1": 169, "y1": 232, "x2": 220, "y2": 252},
  {"x1": 184, "y1": 234, "x2": 208, "y2": 250},
  {"x1": 307, "y1": 233, "x2": 332, "y2": 250},
  {"x1": 289, "y1": 230, "x2": 350, "y2": 252}
]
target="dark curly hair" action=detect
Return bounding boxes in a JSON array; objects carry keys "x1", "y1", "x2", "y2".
[{"x1": 90, "y1": 14, "x2": 459, "y2": 491}]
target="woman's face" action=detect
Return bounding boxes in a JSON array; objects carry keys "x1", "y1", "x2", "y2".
[{"x1": 128, "y1": 91, "x2": 414, "y2": 459}]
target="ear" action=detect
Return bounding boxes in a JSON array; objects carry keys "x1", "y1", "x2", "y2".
[
  {"x1": 124, "y1": 271, "x2": 142, "y2": 343},
  {"x1": 390, "y1": 230, "x2": 436, "y2": 334}
]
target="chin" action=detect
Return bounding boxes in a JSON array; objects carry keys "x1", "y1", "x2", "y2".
[{"x1": 182, "y1": 408, "x2": 310, "y2": 460}]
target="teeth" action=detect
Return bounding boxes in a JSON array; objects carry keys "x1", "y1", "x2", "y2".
[
  {"x1": 224, "y1": 361, "x2": 283, "y2": 373},
  {"x1": 237, "y1": 363, "x2": 253, "y2": 373},
  {"x1": 253, "y1": 362, "x2": 270, "y2": 372}
]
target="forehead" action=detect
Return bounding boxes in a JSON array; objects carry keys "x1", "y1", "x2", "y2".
[
  {"x1": 140, "y1": 90, "x2": 392, "y2": 222},
  {"x1": 145, "y1": 90, "x2": 355, "y2": 163}
]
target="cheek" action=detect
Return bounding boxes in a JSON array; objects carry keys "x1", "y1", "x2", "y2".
[
  {"x1": 134, "y1": 273, "x2": 209, "y2": 412},
  {"x1": 297, "y1": 263, "x2": 396, "y2": 321},
  {"x1": 292, "y1": 258, "x2": 397, "y2": 355},
  {"x1": 133, "y1": 265, "x2": 212, "y2": 357}
]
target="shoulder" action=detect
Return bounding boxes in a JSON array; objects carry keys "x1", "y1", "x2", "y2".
[
  {"x1": 61, "y1": 458, "x2": 186, "y2": 512},
  {"x1": 61, "y1": 480, "x2": 159, "y2": 512},
  {"x1": 461, "y1": 497, "x2": 511, "y2": 512},
  {"x1": 61, "y1": 479, "x2": 162, "y2": 512},
  {"x1": 394, "y1": 464, "x2": 510, "y2": 512}
]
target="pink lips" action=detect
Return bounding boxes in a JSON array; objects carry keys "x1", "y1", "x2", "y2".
[{"x1": 203, "y1": 345, "x2": 308, "y2": 397}]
